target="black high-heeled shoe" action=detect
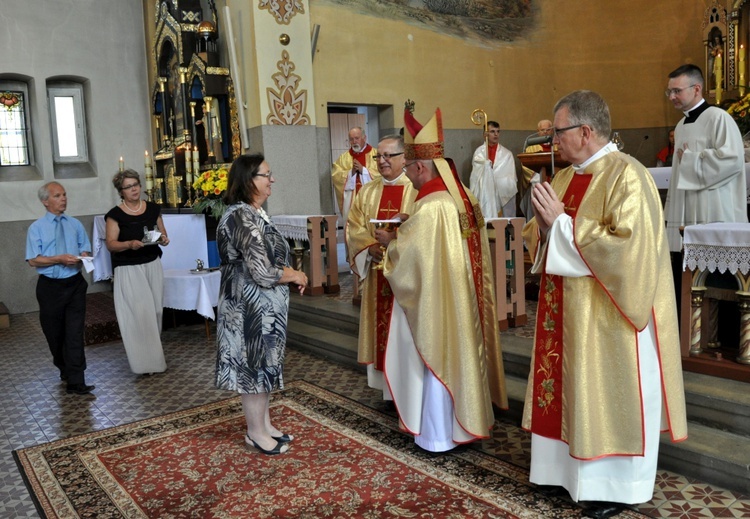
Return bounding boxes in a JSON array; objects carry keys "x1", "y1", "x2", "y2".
[
  {"x1": 272, "y1": 433, "x2": 294, "y2": 443},
  {"x1": 245, "y1": 434, "x2": 288, "y2": 455}
]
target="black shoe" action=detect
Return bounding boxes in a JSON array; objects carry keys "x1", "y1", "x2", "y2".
[
  {"x1": 59, "y1": 372, "x2": 67, "y2": 382},
  {"x1": 581, "y1": 501, "x2": 625, "y2": 519},
  {"x1": 271, "y1": 433, "x2": 294, "y2": 444},
  {"x1": 66, "y1": 383, "x2": 95, "y2": 395},
  {"x1": 244, "y1": 435, "x2": 288, "y2": 455},
  {"x1": 536, "y1": 484, "x2": 568, "y2": 498}
]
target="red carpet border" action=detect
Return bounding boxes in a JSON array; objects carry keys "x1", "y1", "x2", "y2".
[{"x1": 14, "y1": 380, "x2": 649, "y2": 518}]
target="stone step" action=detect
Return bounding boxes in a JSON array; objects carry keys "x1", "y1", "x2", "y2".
[
  {"x1": 287, "y1": 316, "x2": 361, "y2": 370},
  {"x1": 682, "y1": 371, "x2": 750, "y2": 438},
  {"x1": 659, "y1": 421, "x2": 750, "y2": 495},
  {"x1": 289, "y1": 293, "x2": 359, "y2": 337}
]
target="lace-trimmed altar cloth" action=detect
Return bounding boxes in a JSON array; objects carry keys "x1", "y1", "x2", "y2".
[
  {"x1": 683, "y1": 223, "x2": 750, "y2": 275},
  {"x1": 270, "y1": 215, "x2": 320, "y2": 242}
]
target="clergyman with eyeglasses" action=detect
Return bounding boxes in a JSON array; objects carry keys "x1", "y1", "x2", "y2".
[
  {"x1": 522, "y1": 90, "x2": 688, "y2": 519},
  {"x1": 664, "y1": 64, "x2": 746, "y2": 255},
  {"x1": 345, "y1": 135, "x2": 416, "y2": 402}
]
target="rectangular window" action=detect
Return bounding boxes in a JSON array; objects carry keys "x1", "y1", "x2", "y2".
[
  {"x1": 0, "y1": 90, "x2": 30, "y2": 166},
  {"x1": 48, "y1": 84, "x2": 88, "y2": 163}
]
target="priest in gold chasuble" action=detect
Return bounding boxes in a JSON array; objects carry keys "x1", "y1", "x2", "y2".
[
  {"x1": 331, "y1": 127, "x2": 380, "y2": 223},
  {"x1": 522, "y1": 91, "x2": 687, "y2": 511},
  {"x1": 375, "y1": 104, "x2": 507, "y2": 453},
  {"x1": 346, "y1": 135, "x2": 416, "y2": 397}
]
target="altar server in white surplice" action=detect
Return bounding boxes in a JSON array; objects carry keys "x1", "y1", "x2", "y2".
[
  {"x1": 469, "y1": 120, "x2": 518, "y2": 218},
  {"x1": 665, "y1": 64, "x2": 747, "y2": 254}
]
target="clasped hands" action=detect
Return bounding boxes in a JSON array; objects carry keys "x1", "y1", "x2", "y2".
[{"x1": 531, "y1": 182, "x2": 564, "y2": 235}]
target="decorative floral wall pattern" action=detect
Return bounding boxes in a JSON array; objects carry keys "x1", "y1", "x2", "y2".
[
  {"x1": 258, "y1": 0, "x2": 305, "y2": 25},
  {"x1": 266, "y1": 50, "x2": 311, "y2": 125}
]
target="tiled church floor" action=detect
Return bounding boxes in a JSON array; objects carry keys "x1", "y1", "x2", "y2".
[{"x1": 1, "y1": 293, "x2": 749, "y2": 517}]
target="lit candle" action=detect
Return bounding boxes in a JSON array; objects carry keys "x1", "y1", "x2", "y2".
[
  {"x1": 192, "y1": 146, "x2": 199, "y2": 174},
  {"x1": 185, "y1": 147, "x2": 193, "y2": 184},
  {"x1": 119, "y1": 156, "x2": 124, "y2": 172},
  {"x1": 185, "y1": 147, "x2": 192, "y2": 174},
  {"x1": 144, "y1": 151, "x2": 153, "y2": 190}
]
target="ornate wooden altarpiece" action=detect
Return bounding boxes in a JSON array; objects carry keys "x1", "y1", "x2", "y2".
[
  {"x1": 149, "y1": 0, "x2": 241, "y2": 208},
  {"x1": 704, "y1": 0, "x2": 750, "y2": 104}
]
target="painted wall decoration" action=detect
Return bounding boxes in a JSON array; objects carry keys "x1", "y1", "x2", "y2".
[
  {"x1": 258, "y1": 0, "x2": 305, "y2": 25},
  {"x1": 266, "y1": 50, "x2": 311, "y2": 125},
  {"x1": 318, "y1": 0, "x2": 534, "y2": 43}
]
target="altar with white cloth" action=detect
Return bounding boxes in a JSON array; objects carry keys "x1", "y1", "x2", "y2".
[
  {"x1": 92, "y1": 214, "x2": 210, "y2": 281},
  {"x1": 271, "y1": 215, "x2": 339, "y2": 296},
  {"x1": 92, "y1": 214, "x2": 218, "y2": 335},
  {"x1": 681, "y1": 222, "x2": 750, "y2": 381}
]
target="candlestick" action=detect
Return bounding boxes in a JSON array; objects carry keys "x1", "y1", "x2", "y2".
[
  {"x1": 193, "y1": 145, "x2": 199, "y2": 175},
  {"x1": 119, "y1": 156, "x2": 124, "y2": 172}
]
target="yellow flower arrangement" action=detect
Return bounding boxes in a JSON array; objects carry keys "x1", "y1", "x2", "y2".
[
  {"x1": 192, "y1": 167, "x2": 229, "y2": 219},
  {"x1": 727, "y1": 94, "x2": 750, "y2": 136}
]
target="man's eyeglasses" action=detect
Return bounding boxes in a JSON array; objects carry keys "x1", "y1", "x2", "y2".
[
  {"x1": 664, "y1": 85, "x2": 697, "y2": 97},
  {"x1": 255, "y1": 173, "x2": 273, "y2": 179},
  {"x1": 552, "y1": 124, "x2": 583, "y2": 137},
  {"x1": 374, "y1": 152, "x2": 404, "y2": 161},
  {"x1": 121, "y1": 182, "x2": 140, "y2": 190}
]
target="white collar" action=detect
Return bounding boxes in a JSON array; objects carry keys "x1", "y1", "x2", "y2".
[
  {"x1": 382, "y1": 171, "x2": 406, "y2": 186},
  {"x1": 572, "y1": 142, "x2": 617, "y2": 173}
]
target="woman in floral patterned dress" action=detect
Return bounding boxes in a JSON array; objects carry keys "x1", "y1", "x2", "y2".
[{"x1": 215, "y1": 154, "x2": 307, "y2": 455}]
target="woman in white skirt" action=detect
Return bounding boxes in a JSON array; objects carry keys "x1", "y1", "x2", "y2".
[{"x1": 105, "y1": 169, "x2": 169, "y2": 374}]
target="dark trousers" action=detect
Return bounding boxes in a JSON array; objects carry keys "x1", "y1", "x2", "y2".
[{"x1": 36, "y1": 273, "x2": 88, "y2": 385}]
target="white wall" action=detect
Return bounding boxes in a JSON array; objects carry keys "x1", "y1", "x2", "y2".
[{"x1": 0, "y1": 0, "x2": 152, "y2": 312}]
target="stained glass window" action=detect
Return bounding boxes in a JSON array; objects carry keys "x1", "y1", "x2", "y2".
[{"x1": 0, "y1": 91, "x2": 29, "y2": 166}]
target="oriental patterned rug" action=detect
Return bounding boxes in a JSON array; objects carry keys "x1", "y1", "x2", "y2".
[{"x1": 14, "y1": 381, "x2": 647, "y2": 518}]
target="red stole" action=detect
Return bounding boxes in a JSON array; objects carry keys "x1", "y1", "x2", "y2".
[
  {"x1": 530, "y1": 173, "x2": 593, "y2": 440},
  {"x1": 375, "y1": 184, "x2": 406, "y2": 370},
  {"x1": 349, "y1": 144, "x2": 373, "y2": 194},
  {"x1": 488, "y1": 143, "x2": 498, "y2": 165}
]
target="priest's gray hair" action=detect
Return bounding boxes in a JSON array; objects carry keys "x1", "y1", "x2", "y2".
[
  {"x1": 554, "y1": 90, "x2": 611, "y2": 141},
  {"x1": 668, "y1": 64, "x2": 704, "y2": 89},
  {"x1": 379, "y1": 134, "x2": 404, "y2": 151}
]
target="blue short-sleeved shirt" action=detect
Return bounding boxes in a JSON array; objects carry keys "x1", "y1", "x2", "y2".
[{"x1": 25, "y1": 212, "x2": 92, "y2": 279}]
